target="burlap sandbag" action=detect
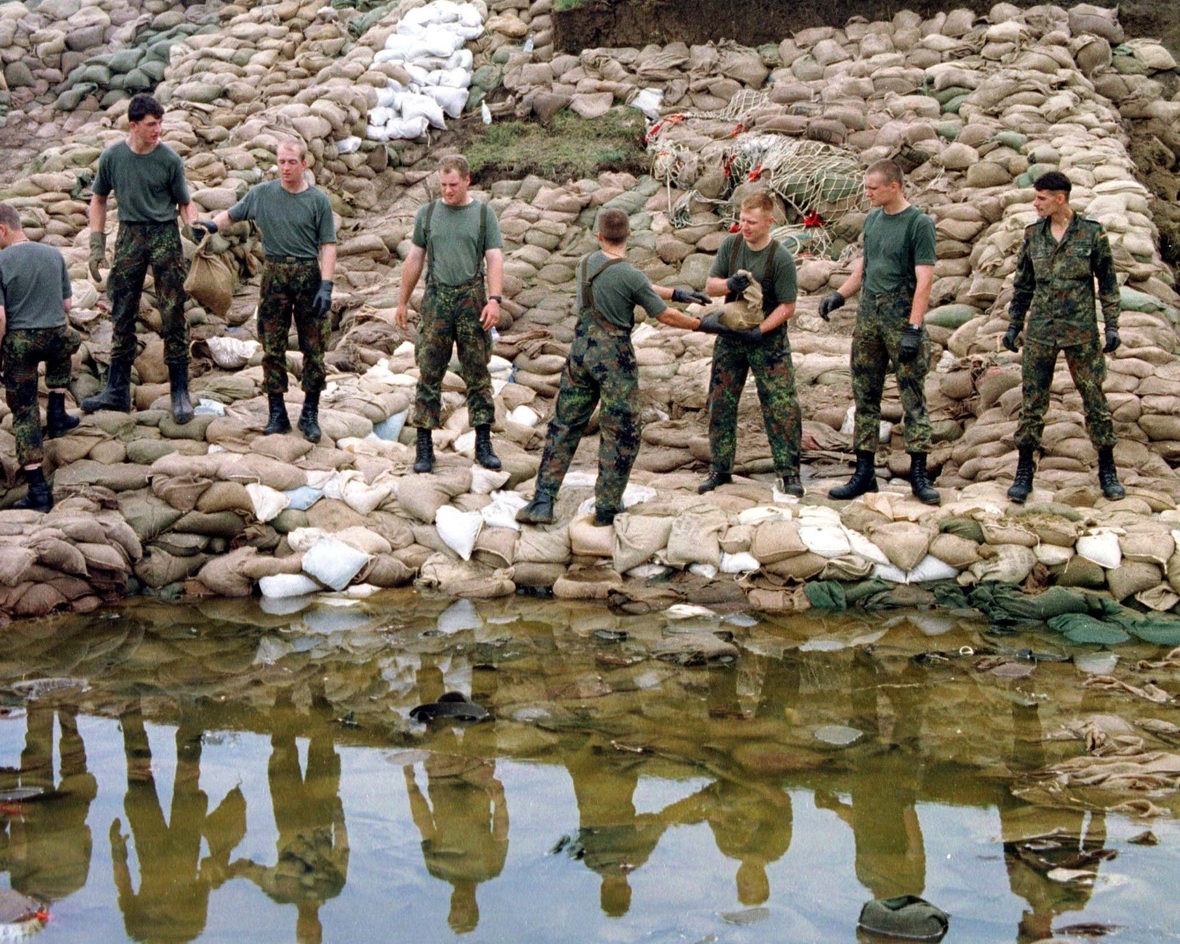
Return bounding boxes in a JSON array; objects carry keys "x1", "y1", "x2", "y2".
[
  {"x1": 416, "y1": 553, "x2": 515, "y2": 598},
  {"x1": 134, "y1": 547, "x2": 207, "y2": 588},
  {"x1": 552, "y1": 566, "x2": 623, "y2": 601},
  {"x1": 929, "y1": 533, "x2": 982, "y2": 568},
  {"x1": 117, "y1": 490, "x2": 184, "y2": 542},
  {"x1": 664, "y1": 511, "x2": 727, "y2": 569},
  {"x1": 473, "y1": 526, "x2": 518, "y2": 569},
  {"x1": 0, "y1": 545, "x2": 38, "y2": 587},
  {"x1": 196, "y1": 547, "x2": 257, "y2": 597},
  {"x1": 965, "y1": 545, "x2": 1037, "y2": 585},
  {"x1": 868, "y1": 522, "x2": 935, "y2": 572},
  {"x1": 220, "y1": 454, "x2": 308, "y2": 491},
  {"x1": 762, "y1": 551, "x2": 827, "y2": 582},
  {"x1": 183, "y1": 234, "x2": 235, "y2": 318},
  {"x1": 517, "y1": 526, "x2": 572, "y2": 564},
  {"x1": 750, "y1": 519, "x2": 807, "y2": 564},
  {"x1": 397, "y1": 467, "x2": 473, "y2": 522},
  {"x1": 29, "y1": 534, "x2": 87, "y2": 575},
  {"x1": 1106, "y1": 561, "x2": 1163, "y2": 602},
  {"x1": 613, "y1": 514, "x2": 674, "y2": 572},
  {"x1": 718, "y1": 269, "x2": 763, "y2": 330},
  {"x1": 569, "y1": 514, "x2": 612, "y2": 558},
  {"x1": 513, "y1": 561, "x2": 567, "y2": 587},
  {"x1": 359, "y1": 554, "x2": 414, "y2": 588},
  {"x1": 196, "y1": 481, "x2": 253, "y2": 515}
]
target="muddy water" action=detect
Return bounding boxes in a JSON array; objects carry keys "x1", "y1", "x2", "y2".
[{"x1": 2, "y1": 592, "x2": 1180, "y2": 943}]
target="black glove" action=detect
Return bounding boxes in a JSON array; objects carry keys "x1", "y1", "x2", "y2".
[
  {"x1": 311, "y1": 280, "x2": 333, "y2": 319},
  {"x1": 1103, "y1": 325, "x2": 1120, "y2": 354},
  {"x1": 897, "y1": 323, "x2": 922, "y2": 363},
  {"x1": 672, "y1": 288, "x2": 711, "y2": 305},
  {"x1": 697, "y1": 312, "x2": 724, "y2": 334},
  {"x1": 729, "y1": 326, "x2": 763, "y2": 343},
  {"x1": 1002, "y1": 324, "x2": 1020, "y2": 352},
  {"x1": 191, "y1": 220, "x2": 218, "y2": 238},
  {"x1": 818, "y1": 291, "x2": 844, "y2": 321},
  {"x1": 726, "y1": 273, "x2": 751, "y2": 295}
]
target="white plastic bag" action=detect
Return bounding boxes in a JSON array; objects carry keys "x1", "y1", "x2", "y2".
[
  {"x1": 401, "y1": 93, "x2": 447, "y2": 129},
  {"x1": 435, "y1": 505, "x2": 483, "y2": 560},
  {"x1": 302, "y1": 537, "x2": 372, "y2": 592},
  {"x1": 206, "y1": 336, "x2": 260, "y2": 369},
  {"x1": 425, "y1": 85, "x2": 469, "y2": 119},
  {"x1": 246, "y1": 483, "x2": 290, "y2": 523},
  {"x1": 1076, "y1": 528, "x2": 1123, "y2": 569},
  {"x1": 260, "y1": 573, "x2": 323, "y2": 598},
  {"x1": 720, "y1": 552, "x2": 760, "y2": 573}
]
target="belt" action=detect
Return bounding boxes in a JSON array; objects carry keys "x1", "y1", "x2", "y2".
[{"x1": 266, "y1": 255, "x2": 318, "y2": 264}]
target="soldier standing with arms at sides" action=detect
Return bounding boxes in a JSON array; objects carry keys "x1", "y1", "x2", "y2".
[
  {"x1": 820, "y1": 159, "x2": 940, "y2": 505},
  {"x1": 0, "y1": 203, "x2": 80, "y2": 512},
  {"x1": 1002, "y1": 170, "x2": 1124, "y2": 502},
  {"x1": 194, "y1": 140, "x2": 337, "y2": 443},
  {"x1": 696, "y1": 191, "x2": 804, "y2": 498},
  {"x1": 84, "y1": 93, "x2": 197, "y2": 424},
  {"x1": 516, "y1": 208, "x2": 709, "y2": 526},
  {"x1": 397, "y1": 154, "x2": 504, "y2": 474}
]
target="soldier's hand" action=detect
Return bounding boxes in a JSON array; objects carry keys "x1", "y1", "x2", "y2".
[
  {"x1": 1002, "y1": 324, "x2": 1021, "y2": 352},
  {"x1": 818, "y1": 291, "x2": 844, "y2": 321},
  {"x1": 191, "y1": 220, "x2": 218, "y2": 239},
  {"x1": 481, "y1": 298, "x2": 500, "y2": 330},
  {"x1": 672, "y1": 288, "x2": 710, "y2": 305},
  {"x1": 731, "y1": 326, "x2": 763, "y2": 343},
  {"x1": 395, "y1": 304, "x2": 409, "y2": 329},
  {"x1": 897, "y1": 323, "x2": 922, "y2": 363},
  {"x1": 1103, "y1": 325, "x2": 1121, "y2": 354},
  {"x1": 88, "y1": 230, "x2": 107, "y2": 282},
  {"x1": 311, "y1": 280, "x2": 333, "y2": 319},
  {"x1": 697, "y1": 312, "x2": 724, "y2": 334},
  {"x1": 726, "y1": 273, "x2": 751, "y2": 295}
]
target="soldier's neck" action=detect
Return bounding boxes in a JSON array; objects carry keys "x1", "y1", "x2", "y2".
[{"x1": 1049, "y1": 207, "x2": 1073, "y2": 238}]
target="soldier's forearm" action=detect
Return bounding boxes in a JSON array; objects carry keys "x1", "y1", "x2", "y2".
[{"x1": 319, "y1": 243, "x2": 337, "y2": 281}]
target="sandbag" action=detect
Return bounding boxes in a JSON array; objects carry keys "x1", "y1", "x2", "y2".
[
  {"x1": 517, "y1": 526, "x2": 572, "y2": 564},
  {"x1": 435, "y1": 505, "x2": 484, "y2": 561},
  {"x1": 965, "y1": 545, "x2": 1037, "y2": 584},
  {"x1": 868, "y1": 522, "x2": 935, "y2": 572},
  {"x1": 750, "y1": 519, "x2": 806, "y2": 564},
  {"x1": 613, "y1": 514, "x2": 674, "y2": 572},
  {"x1": 664, "y1": 512, "x2": 727, "y2": 569},
  {"x1": 416, "y1": 553, "x2": 515, "y2": 598},
  {"x1": 183, "y1": 236, "x2": 235, "y2": 318},
  {"x1": 397, "y1": 467, "x2": 473, "y2": 521},
  {"x1": 302, "y1": 537, "x2": 372, "y2": 591},
  {"x1": 569, "y1": 514, "x2": 612, "y2": 558}
]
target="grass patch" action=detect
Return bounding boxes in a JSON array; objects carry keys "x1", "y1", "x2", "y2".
[
  {"x1": 464, "y1": 107, "x2": 648, "y2": 183},
  {"x1": 554, "y1": 0, "x2": 592, "y2": 10}
]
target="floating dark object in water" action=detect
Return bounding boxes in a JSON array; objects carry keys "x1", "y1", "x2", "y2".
[
  {"x1": 592, "y1": 629, "x2": 628, "y2": 643},
  {"x1": 0, "y1": 888, "x2": 48, "y2": 936},
  {"x1": 1128, "y1": 830, "x2": 1159, "y2": 845},
  {"x1": 1056, "y1": 922, "x2": 1120, "y2": 937},
  {"x1": 0, "y1": 786, "x2": 53, "y2": 805},
  {"x1": 857, "y1": 895, "x2": 948, "y2": 941},
  {"x1": 8, "y1": 678, "x2": 88, "y2": 701},
  {"x1": 409, "y1": 692, "x2": 488, "y2": 723}
]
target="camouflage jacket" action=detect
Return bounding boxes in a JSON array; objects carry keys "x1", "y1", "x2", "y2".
[{"x1": 1008, "y1": 213, "x2": 1120, "y2": 346}]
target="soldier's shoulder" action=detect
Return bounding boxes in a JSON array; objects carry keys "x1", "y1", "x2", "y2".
[{"x1": 1077, "y1": 215, "x2": 1106, "y2": 232}]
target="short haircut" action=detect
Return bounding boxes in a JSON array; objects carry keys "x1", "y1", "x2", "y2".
[
  {"x1": 865, "y1": 159, "x2": 904, "y2": 186},
  {"x1": 276, "y1": 139, "x2": 307, "y2": 162},
  {"x1": 0, "y1": 203, "x2": 22, "y2": 231},
  {"x1": 740, "y1": 191, "x2": 775, "y2": 215},
  {"x1": 1033, "y1": 170, "x2": 1072, "y2": 195},
  {"x1": 597, "y1": 208, "x2": 630, "y2": 243},
  {"x1": 439, "y1": 154, "x2": 470, "y2": 178},
  {"x1": 128, "y1": 93, "x2": 165, "y2": 123}
]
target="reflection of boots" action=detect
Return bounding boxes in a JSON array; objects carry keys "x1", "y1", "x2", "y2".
[
  {"x1": 45, "y1": 390, "x2": 79, "y2": 438},
  {"x1": 168, "y1": 361, "x2": 194, "y2": 425},
  {"x1": 474, "y1": 424, "x2": 501, "y2": 470},
  {"x1": 516, "y1": 492, "x2": 554, "y2": 524},
  {"x1": 829, "y1": 450, "x2": 877, "y2": 499},
  {"x1": 1007, "y1": 446, "x2": 1035, "y2": 503},
  {"x1": 81, "y1": 356, "x2": 131, "y2": 413},
  {"x1": 298, "y1": 390, "x2": 321, "y2": 443},
  {"x1": 1097, "y1": 446, "x2": 1125, "y2": 500},
  {"x1": 14, "y1": 467, "x2": 52, "y2": 512},
  {"x1": 263, "y1": 391, "x2": 291, "y2": 435},
  {"x1": 413, "y1": 427, "x2": 434, "y2": 473},
  {"x1": 908, "y1": 452, "x2": 940, "y2": 505}
]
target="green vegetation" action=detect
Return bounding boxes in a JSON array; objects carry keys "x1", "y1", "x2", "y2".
[
  {"x1": 554, "y1": 0, "x2": 592, "y2": 11},
  {"x1": 464, "y1": 107, "x2": 648, "y2": 182}
]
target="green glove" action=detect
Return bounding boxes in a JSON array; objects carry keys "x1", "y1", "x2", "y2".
[{"x1": 89, "y1": 230, "x2": 106, "y2": 282}]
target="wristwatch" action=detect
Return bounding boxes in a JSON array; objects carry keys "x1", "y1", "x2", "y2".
[{"x1": 489, "y1": 295, "x2": 502, "y2": 303}]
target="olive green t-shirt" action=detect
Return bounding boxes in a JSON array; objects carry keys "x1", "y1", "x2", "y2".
[
  {"x1": 412, "y1": 200, "x2": 503, "y2": 287},
  {"x1": 709, "y1": 234, "x2": 798, "y2": 312},
  {"x1": 579, "y1": 251, "x2": 666, "y2": 330},
  {"x1": 0, "y1": 241, "x2": 71, "y2": 330},
  {"x1": 861, "y1": 205, "x2": 937, "y2": 297},
  {"x1": 92, "y1": 141, "x2": 190, "y2": 223},
  {"x1": 228, "y1": 180, "x2": 336, "y2": 260}
]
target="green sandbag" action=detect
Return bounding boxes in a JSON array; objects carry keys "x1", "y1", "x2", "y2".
[
  {"x1": 925, "y1": 304, "x2": 978, "y2": 329},
  {"x1": 804, "y1": 580, "x2": 847, "y2": 612},
  {"x1": 844, "y1": 579, "x2": 891, "y2": 607},
  {"x1": 971, "y1": 584, "x2": 1089, "y2": 623},
  {"x1": 1047, "y1": 613, "x2": 1130, "y2": 645},
  {"x1": 1126, "y1": 622, "x2": 1180, "y2": 646},
  {"x1": 939, "y1": 517, "x2": 984, "y2": 543}
]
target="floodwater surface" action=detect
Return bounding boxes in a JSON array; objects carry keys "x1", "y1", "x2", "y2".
[{"x1": 2, "y1": 591, "x2": 1180, "y2": 943}]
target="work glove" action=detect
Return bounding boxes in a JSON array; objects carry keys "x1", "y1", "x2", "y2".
[
  {"x1": 672, "y1": 287, "x2": 710, "y2": 305},
  {"x1": 897, "y1": 323, "x2": 923, "y2": 363},
  {"x1": 1103, "y1": 325, "x2": 1120, "y2": 354},
  {"x1": 726, "y1": 273, "x2": 751, "y2": 295},
  {"x1": 1002, "y1": 324, "x2": 1021, "y2": 352},
  {"x1": 729, "y1": 326, "x2": 763, "y2": 343},
  {"x1": 697, "y1": 312, "x2": 724, "y2": 334},
  {"x1": 311, "y1": 280, "x2": 333, "y2": 319},
  {"x1": 818, "y1": 291, "x2": 844, "y2": 321},
  {"x1": 89, "y1": 230, "x2": 106, "y2": 282},
  {"x1": 191, "y1": 220, "x2": 218, "y2": 238}
]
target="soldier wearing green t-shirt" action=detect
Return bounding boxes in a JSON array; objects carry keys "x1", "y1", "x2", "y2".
[
  {"x1": 84, "y1": 93, "x2": 197, "y2": 425},
  {"x1": 697, "y1": 191, "x2": 804, "y2": 498},
  {"x1": 196, "y1": 140, "x2": 337, "y2": 443},
  {"x1": 396, "y1": 155, "x2": 505, "y2": 474},
  {"x1": 0, "y1": 203, "x2": 81, "y2": 512},
  {"x1": 516, "y1": 208, "x2": 709, "y2": 526},
  {"x1": 821, "y1": 160, "x2": 940, "y2": 505}
]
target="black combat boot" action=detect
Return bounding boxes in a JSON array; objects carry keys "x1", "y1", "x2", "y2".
[
  {"x1": 413, "y1": 427, "x2": 434, "y2": 474},
  {"x1": 697, "y1": 470, "x2": 732, "y2": 494},
  {"x1": 778, "y1": 471, "x2": 804, "y2": 498},
  {"x1": 908, "y1": 452, "x2": 941, "y2": 505},
  {"x1": 13, "y1": 467, "x2": 52, "y2": 513},
  {"x1": 1007, "y1": 446, "x2": 1035, "y2": 504},
  {"x1": 81, "y1": 356, "x2": 132, "y2": 413},
  {"x1": 516, "y1": 492, "x2": 555, "y2": 525},
  {"x1": 474, "y1": 424, "x2": 501, "y2": 470},
  {"x1": 168, "y1": 361, "x2": 194, "y2": 425},
  {"x1": 45, "y1": 391, "x2": 79, "y2": 439},
  {"x1": 829, "y1": 450, "x2": 878, "y2": 500},
  {"x1": 1097, "y1": 446, "x2": 1125, "y2": 500},
  {"x1": 298, "y1": 391, "x2": 321, "y2": 443},
  {"x1": 262, "y1": 391, "x2": 291, "y2": 434}
]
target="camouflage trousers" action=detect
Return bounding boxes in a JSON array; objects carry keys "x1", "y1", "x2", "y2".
[
  {"x1": 411, "y1": 278, "x2": 494, "y2": 430},
  {"x1": 2, "y1": 325, "x2": 81, "y2": 467},
  {"x1": 706, "y1": 326, "x2": 802, "y2": 475},
  {"x1": 851, "y1": 291, "x2": 933, "y2": 454},
  {"x1": 535, "y1": 314, "x2": 641, "y2": 515},
  {"x1": 1016, "y1": 336, "x2": 1116, "y2": 449},
  {"x1": 107, "y1": 221, "x2": 188, "y2": 367},
  {"x1": 258, "y1": 258, "x2": 328, "y2": 395}
]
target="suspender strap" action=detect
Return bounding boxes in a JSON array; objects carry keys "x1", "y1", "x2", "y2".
[
  {"x1": 577, "y1": 255, "x2": 626, "y2": 311},
  {"x1": 424, "y1": 200, "x2": 491, "y2": 282}
]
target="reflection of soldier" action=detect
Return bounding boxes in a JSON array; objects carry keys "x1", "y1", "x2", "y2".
[
  {"x1": 111, "y1": 704, "x2": 245, "y2": 944},
  {"x1": 0, "y1": 704, "x2": 97, "y2": 901},
  {"x1": 232, "y1": 691, "x2": 349, "y2": 944},
  {"x1": 404, "y1": 729, "x2": 508, "y2": 934}
]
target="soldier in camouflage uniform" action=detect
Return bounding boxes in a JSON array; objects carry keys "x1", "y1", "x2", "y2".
[
  {"x1": 1003, "y1": 171, "x2": 1124, "y2": 502},
  {"x1": 397, "y1": 155, "x2": 504, "y2": 474},
  {"x1": 821, "y1": 160, "x2": 940, "y2": 505},
  {"x1": 0, "y1": 203, "x2": 81, "y2": 512},
  {"x1": 516, "y1": 208, "x2": 708, "y2": 526},
  {"x1": 196, "y1": 140, "x2": 336, "y2": 442},
  {"x1": 85, "y1": 93, "x2": 197, "y2": 424}
]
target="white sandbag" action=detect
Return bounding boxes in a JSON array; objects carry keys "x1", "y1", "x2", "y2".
[
  {"x1": 872, "y1": 562, "x2": 909, "y2": 583},
  {"x1": 386, "y1": 116, "x2": 431, "y2": 140},
  {"x1": 481, "y1": 491, "x2": 528, "y2": 530},
  {"x1": 283, "y1": 485, "x2": 324, "y2": 511},
  {"x1": 629, "y1": 87, "x2": 664, "y2": 119},
  {"x1": 206, "y1": 336, "x2": 260, "y2": 369},
  {"x1": 302, "y1": 537, "x2": 372, "y2": 592},
  {"x1": 424, "y1": 85, "x2": 469, "y2": 119},
  {"x1": 798, "y1": 524, "x2": 852, "y2": 559},
  {"x1": 246, "y1": 483, "x2": 290, "y2": 523},
  {"x1": 434, "y1": 67, "x2": 472, "y2": 89},
  {"x1": 369, "y1": 105, "x2": 395, "y2": 125},
  {"x1": 689, "y1": 563, "x2": 718, "y2": 579},
  {"x1": 508, "y1": 405, "x2": 540, "y2": 427},
  {"x1": 401, "y1": 93, "x2": 447, "y2": 129},
  {"x1": 260, "y1": 573, "x2": 322, "y2": 598},
  {"x1": 845, "y1": 528, "x2": 891, "y2": 566},
  {"x1": 1034, "y1": 544, "x2": 1073, "y2": 567},
  {"x1": 337, "y1": 136, "x2": 362, "y2": 154},
  {"x1": 471, "y1": 467, "x2": 511, "y2": 494},
  {"x1": 366, "y1": 124, "x2": 393, "y2": 142},
  {"x1": 906, "y1": 555, "x2": 959, "y2": 583},
  {"x1": 435, "y1": 505, "x2": 484, "y2": 560},
  {"x1": 720, "y1": 551, "x2": 760, "y2": 573},
  {"x1": 373, "y1": 410, "x2": 408, "y2": 442},
  {"x1": 1076, "y1": 529, "x2": 1123, "y2": 569}
]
